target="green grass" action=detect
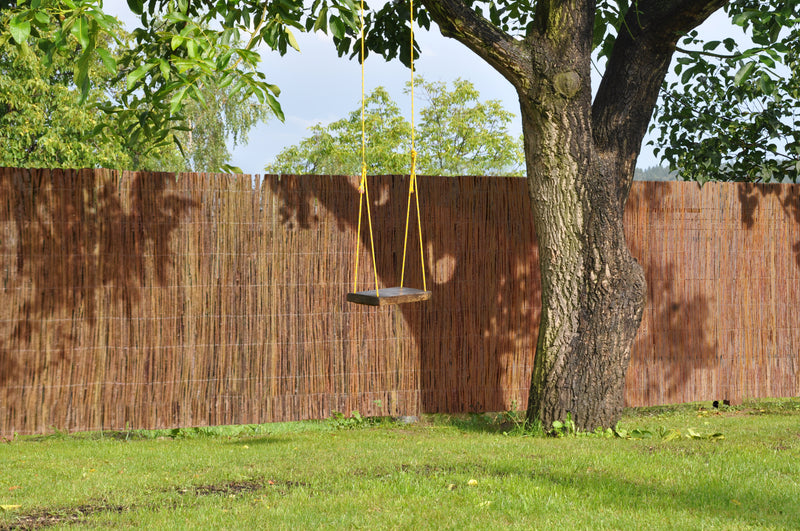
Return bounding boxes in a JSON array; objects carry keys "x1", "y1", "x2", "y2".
[{"x1": 2, "y1": 399, "x2": 800, "y2": 530}]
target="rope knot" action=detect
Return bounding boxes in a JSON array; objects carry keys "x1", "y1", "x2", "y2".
[
  {"x1": 359, "y1": 163, "x2": 367, "y2": 194},
  {"x1": 409, "y1": 149, "x2": 418, "y2": 193}
]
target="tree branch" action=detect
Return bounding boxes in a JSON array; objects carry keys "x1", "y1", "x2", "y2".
[
  {"x1": 592, "y1": 0, "x2": 729, "y2": 199},
  {"x1": 420, "y1": 0, "x2": 532, "y2": 89},
  {"x1": 674, "y1": 45, "x2": 742, "y2": 59}
]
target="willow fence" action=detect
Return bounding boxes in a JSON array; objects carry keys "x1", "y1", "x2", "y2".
[{"x1": 1, "y1": 167, "x2": 798, "y2": 435}]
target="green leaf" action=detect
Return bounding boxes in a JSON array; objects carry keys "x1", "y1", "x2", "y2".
[
  {"x1": 265, "y1": 83, "x2": 281, "y2": 96},
  {"x1": 92, "y1": 12, "x2": 116, "y2": 33},
  {"x1": 313, "y1": 6, "x2": 329, "y2": 32},
  {"x1": 759, "y1": 75, "x2": 775, "y2": 96},
  {"x1": 126, "y1": 62, "x2": 156, "y2": 91},
  {"x1": 33, "y1": 11, "x2": 50, "y2": 28},
  {"x1": 286, "y1": 28, "x2": 301, "y2": 52},
  {"x1": 723, "y1": 38, "x2": 736, "y2": 52},
  {"x1": 166, "y1": 11, "x2": 191, "y2": 23},
  {"x1": 489, "y1": 3, "x2": 501, "y2": 25},
  {"x1": 686, "y1": 427, "x2": 703, "y2": 439},
  {"x1": 758, "y1": 54, "x2": 776, "y2": 69},
  {"x1": 759, "y1": 165, "x2": 774, "y2": 182},
  {"x1": 71, "y1": 16, "x2": 91, "y2": 49},
  {"x1": 159, "y1": 58, "x2": 170, "y2": 81},
  {"x1": 266, "y1": 93, "x2": 285, "y2": 121},
  {"x1": 9, "y1": 16, "x2": 31, "y2": 44},
  {"x1": 220, "y1": 164, "x2": 244, "y2": 174},
  {"x1": 96, "y1": 48, "x2": 117, "y2": 74},
  {"x1": 662, "y1": 429, "x2": 681, "y2": 441},
  {"x1": 630, "y1": 429, "x2": 653, "y2": 439},
  {"x1": 330, "y1": 16, "x2": 345, "y2": 40},
  {"x1": 732, "y1": 10, "x2": 758, "y2": 26},
  {"x1": 170, "y1": 86, "x2": 189, "y2": 115},
  {"x1": 75, "y1": 50, "x2": 92, "y2": 103},
  {"x1": 734, "y1": 62, "x2": 756, "y2": 86},
  {"x1": 127, "y1": 0, "x2": 144, "y2": 15}
]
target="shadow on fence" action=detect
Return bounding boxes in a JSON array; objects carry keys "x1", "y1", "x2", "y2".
[
  {"x1": 268, "y1": 174, "x2": 539, "y2": 414},
  {"x1": 0, "y1": 168, "x2": 195, "y2": 387},
  {"x1": 1, "y1": 169, "x2": 799, "y2": 435},
  {"x1": 737, "y1": 183, "x2": 800, "y2": 270}
]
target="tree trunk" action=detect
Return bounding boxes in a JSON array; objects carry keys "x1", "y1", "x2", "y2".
[
  {"x1": 520, "y1": 99, "x2": 646, "y2": 430},
  {"x1": 515, "y1": 59, "x2": 646, "y2": 430}
]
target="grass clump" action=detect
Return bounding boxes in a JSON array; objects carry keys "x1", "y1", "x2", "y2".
[{"x1": 2, "y1": 399, "x2": 799, "y2": 529}]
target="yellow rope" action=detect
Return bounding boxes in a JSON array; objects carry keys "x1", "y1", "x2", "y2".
[
  {"x1": 399, "y1": 151, "x2": 415, "y2": 287},
  {"x1": 409, "y1": 0, "x2": 416, "y2": 172},
  {"x1": 400, "y1": 0, "x2": 427, "y2": 291},
  {"x1": 352, "y1": 0, "x2": 379, "y2": 296},
  {"x1": 414, "y1": 162, "x2": 427, "y2": 291}
]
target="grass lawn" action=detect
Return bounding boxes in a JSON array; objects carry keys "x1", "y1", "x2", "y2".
[{"x1": 1, "y1": 399, "x2": 799, "y2": 530}]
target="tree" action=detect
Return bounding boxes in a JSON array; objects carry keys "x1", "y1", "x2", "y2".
[
  {"x1": 652, "y1": 2, "x2": 800, "y2": 184},
  {"x1": 633, "y1": 166, "x2": 677, "y2": 181},
  {"x1": 176, "y1": 77, "x2": 273, "y2": 172},
  {"x1": 0, "y1": 11, "x2": 270, "y2": 172},
  {"x1": 0, "y1": 12, "x2": 183, "y2": 169},
  {"x1": 6, "y1": 0, "x2": 795, "y2": 430},
  {"x1": 398, "y1": 0, "x2": 722, "y2": 430},
  {"x1": 415, "y1": 77, "x2": 523, "y2": 175},
  {"x1": 267, "y1": 79, "x2": 523, "y2": 176},
  {"x1": 0, "y1": 0, "x2": 318, "y2": 169},
  {"x1": 267, "y1": 86, "x2": 411, "y2": 174},
  {"x1": 350, "y1": 0, "x2": 795, "y2": 430}
]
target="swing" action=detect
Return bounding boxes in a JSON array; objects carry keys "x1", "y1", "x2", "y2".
[{"x1": 346, "y1": 0, "x2": 431, "y2": 307}]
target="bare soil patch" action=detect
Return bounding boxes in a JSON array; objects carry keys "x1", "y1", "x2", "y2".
[{"x1": 0, "y1": 504, "x2": 125, "y2": 530}]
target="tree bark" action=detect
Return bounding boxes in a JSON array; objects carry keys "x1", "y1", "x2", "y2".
[
  {"x1": 521, "y1": 89, "x2": 647, "y2": 428},
  {"x1": 421, "y1": 0, "x2": 727, "y2": 429}
]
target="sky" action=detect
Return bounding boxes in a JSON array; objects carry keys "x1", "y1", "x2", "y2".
[{"x1": 105, "y1": 2, "x2": 744, "y2": 175}]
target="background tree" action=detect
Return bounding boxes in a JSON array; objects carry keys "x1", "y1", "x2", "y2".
[
  {"x1": 176, "y1": 78, "x2": 272, "y2": 172},
  {"x1": 415, "y1": 77, "x2": 523, "y2": 175},
  {"x1": 0, "y1": 11, "x2": 270, "y2": 172},
  {"x1": 267, "y1": 79, "x2": 523, "y2": 176},
  {"x1": 267, "y1": 86, "x2": 410, "y2": 175},
  {"x1": 634, "y1": 166, "x2": 677, "y2": 181}
]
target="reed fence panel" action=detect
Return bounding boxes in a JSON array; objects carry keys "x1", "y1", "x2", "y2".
[{"x1": 1, "y1": 168, "x2": 798, "y2": 435}]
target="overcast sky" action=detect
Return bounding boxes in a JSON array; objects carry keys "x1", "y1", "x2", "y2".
[{"x1": 105, "y1": 2, "x2": 743, "y2": 175}]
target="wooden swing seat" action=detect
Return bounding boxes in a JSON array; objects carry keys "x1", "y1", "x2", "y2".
[{"x1": 347, "y1": 287, "x2": 432, "y2": 306}]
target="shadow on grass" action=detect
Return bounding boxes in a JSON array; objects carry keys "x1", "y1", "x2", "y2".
[
  {"x1": 226, "y1": 436, "x2": 290, "y2": 447},
  {"x1": 422, "y1": 412, "x2": 542, "y2": 435},
  {"x1": 525, "y1": 465, "x2": 797, "y2": 528}
]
